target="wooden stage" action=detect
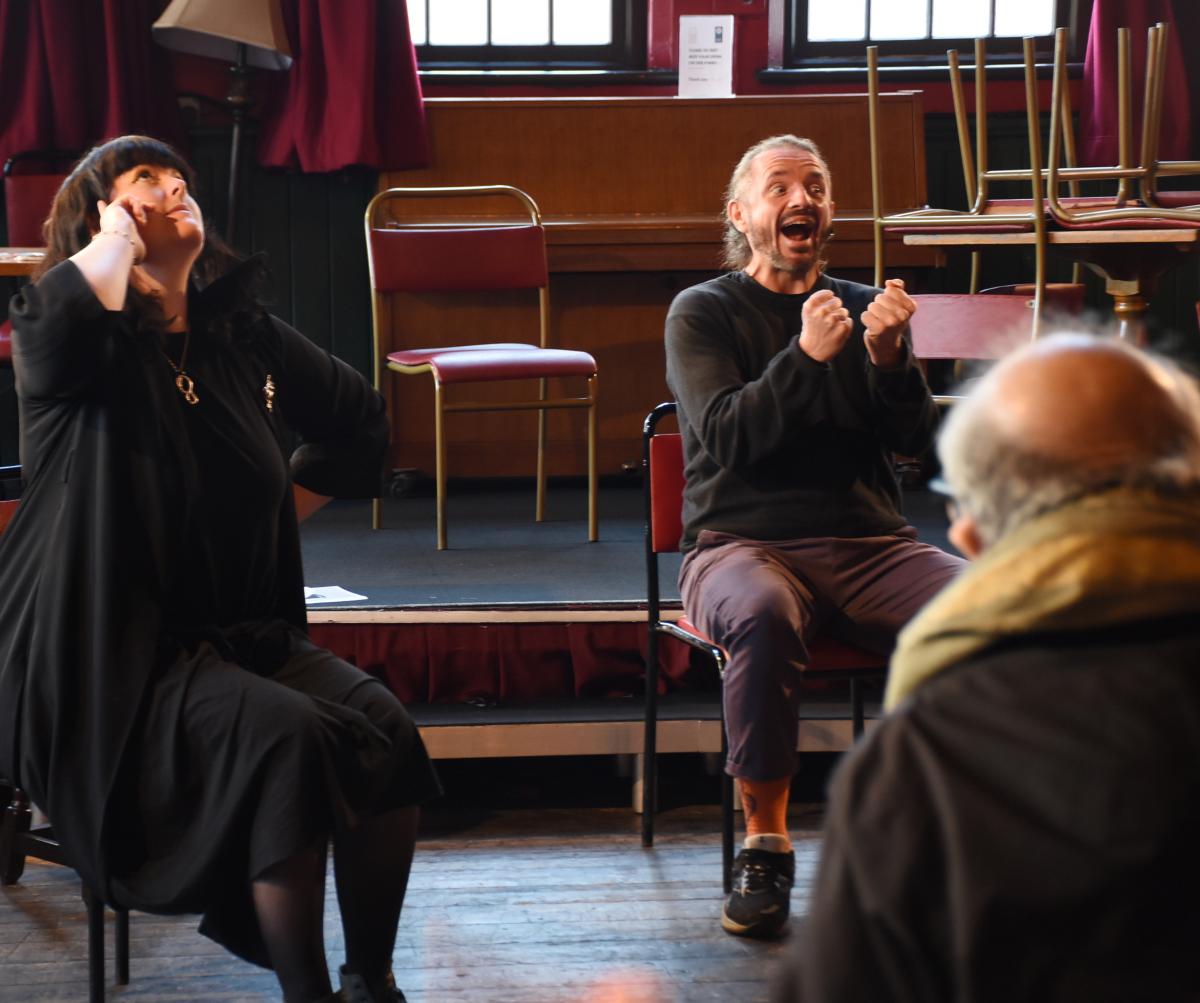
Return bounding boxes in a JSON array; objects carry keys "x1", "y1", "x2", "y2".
[{"x1": 301, "y1": 479, "x2": 951, "y2": 765}]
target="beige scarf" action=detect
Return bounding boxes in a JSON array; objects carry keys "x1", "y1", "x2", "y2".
[{"x1": 886, "y1": 487, "x2": 1200, "y2": 710}]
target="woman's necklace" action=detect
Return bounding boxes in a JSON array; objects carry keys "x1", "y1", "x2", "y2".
[{"x1": 163, "y1": 330, "x2": 200, "y2": 406}]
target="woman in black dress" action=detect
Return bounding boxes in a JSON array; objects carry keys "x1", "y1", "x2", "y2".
[{"x1": 0, "y1": 136, "x2": 439, "y2": 1003}]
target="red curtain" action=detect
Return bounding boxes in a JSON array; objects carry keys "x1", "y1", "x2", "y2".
[
  {"x1": 1079, "y1": 0, "x2": 1200, "y2": 166},
  {"x1": 257, "y1": 0, "x2": 429, "y2": 172},
  {"x1": 0, "y1": 0, "x2": 426, "y2": 176},
  {"x1": 0, "y1": 0, "x2": 182, "y2": 169}
]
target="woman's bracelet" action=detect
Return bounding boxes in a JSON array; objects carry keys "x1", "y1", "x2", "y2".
[{"x1": 94, "y1": 229, "x2": 142, "y2": 261}]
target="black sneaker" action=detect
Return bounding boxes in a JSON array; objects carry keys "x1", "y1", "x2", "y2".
[{"x1": 721, "y1": 847, "x2": 795, "y2": 938}]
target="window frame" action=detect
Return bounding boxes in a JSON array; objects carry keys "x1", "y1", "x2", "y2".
[
  {"x1": 781, "y1": 0, "x2": 1091, "y2": 71},
  {"x1": 411, "y1": 0, "x2": 646, "y2": 71}
]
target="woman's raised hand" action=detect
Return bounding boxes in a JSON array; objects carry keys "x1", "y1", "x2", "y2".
[{"x1": 95, "y1": 196, "x2": 147, "y2": 264}]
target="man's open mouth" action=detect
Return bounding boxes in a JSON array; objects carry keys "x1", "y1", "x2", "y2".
[{"x1": 781, "y1": 219, "x2": 815, "y2": 240}]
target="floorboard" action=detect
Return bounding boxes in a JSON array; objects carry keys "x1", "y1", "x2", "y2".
[{"x1": 0, "y1": 802, "x2": 825, "y2": 1002}]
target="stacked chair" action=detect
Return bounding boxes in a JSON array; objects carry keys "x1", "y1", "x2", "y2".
[{"x1": 869, "y1": 23, "x2": 1200, "y2": 342}]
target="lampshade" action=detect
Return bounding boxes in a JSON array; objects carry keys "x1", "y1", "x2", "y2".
[{"x1": 152, "y1": 0, "x2": 293, "y2": 71}]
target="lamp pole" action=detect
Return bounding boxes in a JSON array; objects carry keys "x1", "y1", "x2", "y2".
[{"x1": 226, "y1": 42, "x2": 251, "y2": 242}]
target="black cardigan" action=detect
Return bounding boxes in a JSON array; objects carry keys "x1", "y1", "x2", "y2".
[{"x1": 0, "y1": 258, "x2": 387, "y2": 901}]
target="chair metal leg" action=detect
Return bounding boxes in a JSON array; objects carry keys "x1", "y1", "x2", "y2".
[
  {"x1": 115, "y1": 908, "x2": 129, "y2": 985},
  {"x1": 84, "y1": 886, "x2": 105, "y2": 1003},
  {"x1": 1, "y1": 783, "x2": 30, "y2": 885},
  {"x1": 587, "y1": 374, "x2": 598, "y2": 542},
  {"x1": 641, "y1": 628, "x2": 659, "y2": 847},
  {"x1": 434, "y1": 382, "x2": 448, "y2": 550},
  {"x1": 720, "y1": 700, "x2": 734, "y2": 894},
  {"x1": 535, "y1": 380, "x2": 547, "y2": 523}
]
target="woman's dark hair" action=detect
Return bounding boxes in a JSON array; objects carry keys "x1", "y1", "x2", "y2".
[{"x1": 34, "y1": 135, "x2": 246, "y2": 334}]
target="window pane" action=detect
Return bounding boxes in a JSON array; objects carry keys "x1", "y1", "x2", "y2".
[
  {"x1": 932, "y1": 0, "x2": 989, "y2": 38},
  {"x1": 429, "y1": 0, "x2": 487, "y2": 45},
  {"x1": 553, "y1": 0, "x2": 611, "y2": 45},
  {"x1": 994, "y1": 0, "x2": 1055, "y2": 36},
  {"x1": 408, "y1": 0, "x2": 427, "y2": 45},
  {"x1": 871, "y1": 0, "x2": 928, "y2": 40},
  {"x1": 808, "y1": 0, "x2": 866, "y2": 41},
  {"x1": 493, "y1": 0, "x2": 549, "y2": 45}
]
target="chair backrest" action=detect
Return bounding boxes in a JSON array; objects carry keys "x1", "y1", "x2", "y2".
[
  {"x1": 3, "y1": 151, "x2": 76, "y2": 246},
  {"x1": 908, "y1": 294, "x2": 1038, "y2": 362},
  {"x1": 0, "y1": 324, "x2": 12, "y2": 365},
  {"x1": 364, "y1": 185, "x2": 548, "y2": 295},
  {"x1": 364, "y1": 184, "x2": 552, "y2": 388},
  {"x1": 0, "y1": 465, "x2": 20, "y2": 537},
  {"x1": 648, "y1": 431, "x2": 685, "y2": 556}
]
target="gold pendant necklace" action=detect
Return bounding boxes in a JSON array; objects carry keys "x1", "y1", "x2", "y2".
[{"x1": 163, "y1": 330, "x2": 200, "y2": 406}]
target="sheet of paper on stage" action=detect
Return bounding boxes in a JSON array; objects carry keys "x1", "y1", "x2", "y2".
[
  {"x1": 304, "y1": 585, "x2": 368, "y2": 604},
  {"x1": 678, "y1": 15, "x2": 734, "y2": 98}
]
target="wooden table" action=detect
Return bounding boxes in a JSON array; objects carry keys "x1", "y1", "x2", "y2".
[
  {"x1": 904, "y1": 227, "x2": 1200, "y2": 342},
  {"x1": 0, "y1": 248, "x2": 43, "y2": 277}
]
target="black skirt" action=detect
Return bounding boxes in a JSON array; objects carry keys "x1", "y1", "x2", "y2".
[{"x1": 109, "y1": 620, "x2": 441, "y2": 968}]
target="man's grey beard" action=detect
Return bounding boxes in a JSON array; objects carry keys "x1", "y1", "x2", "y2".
[{"x1": 763, "y1": 223, "x2": 833, "y2": 276}]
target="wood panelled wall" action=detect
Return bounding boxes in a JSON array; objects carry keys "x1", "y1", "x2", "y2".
[{"x1": 372, "y1": 94, "x2": 934, "y2": 478}]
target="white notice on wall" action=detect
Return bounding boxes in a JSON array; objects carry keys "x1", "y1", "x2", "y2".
[{"x1": 678, "y1": 15, "x2": 735, "y2": 99}]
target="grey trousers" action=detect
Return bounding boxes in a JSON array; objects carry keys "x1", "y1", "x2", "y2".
[{"x1": 679, "y1": 527, "x2": 964, "y2": 780}]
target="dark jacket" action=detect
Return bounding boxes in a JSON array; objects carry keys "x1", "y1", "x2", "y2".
[
  {"x1": 0, "y1": 258, "x2": 387, "y2": 902},
  {"x1": 776, "y1": 615, "x2": 1200, "y2": 1003}
]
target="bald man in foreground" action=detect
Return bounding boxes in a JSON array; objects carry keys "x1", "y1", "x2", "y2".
[{"x1": 774, "y1": 333, "x2": 1200, "y2": 1002}]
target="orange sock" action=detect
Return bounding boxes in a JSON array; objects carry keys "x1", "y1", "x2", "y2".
[{"x1": 739, "y1": 776, "x2": 791, "y2": 847}]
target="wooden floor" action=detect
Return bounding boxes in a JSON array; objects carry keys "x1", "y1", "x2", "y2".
[{"x1": 0, "y1": 797, "x2": 826, "y2": 1002}]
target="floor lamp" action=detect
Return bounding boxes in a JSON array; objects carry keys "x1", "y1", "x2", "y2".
[{"x1": 152, "y1": 0, "x2": 292, "y2": 241}]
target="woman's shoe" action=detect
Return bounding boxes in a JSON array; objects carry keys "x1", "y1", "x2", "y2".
[{"x1": 338, "y1": 966, "x2": 407, "y2": 1003}]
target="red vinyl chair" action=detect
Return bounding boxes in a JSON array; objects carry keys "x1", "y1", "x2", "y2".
[
  {"x1": 365, "y1": 185, "x2": 598, "y2": 550},
  {"x1": 2, "y1": 150, "x2": 73, "y2": 352},
  {"x1": 641, "y1": 403, "x2": 886, "y2": 891},
  {"x1": 3, "y1": 150, "x2": 76, "y2": 247},
  {"x1": 0, "y1": 464, "x2": 131, "y2": 1002},
  {"x1": 907, "y1": 288, "x2": 1086, "y2": 406}
]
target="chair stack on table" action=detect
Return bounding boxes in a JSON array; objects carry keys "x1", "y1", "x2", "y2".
[{"x1": 868, "y1": 23, "x2": 1200, "y2": 338}]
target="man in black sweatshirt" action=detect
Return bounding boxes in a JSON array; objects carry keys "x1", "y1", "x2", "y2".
[{"x1": 665, "y1": 134, "x2": 963, "y2": 938}]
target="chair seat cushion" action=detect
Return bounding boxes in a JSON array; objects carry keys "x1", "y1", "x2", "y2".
[
  {"x1": 1154, "y1": 191, "x2": 1200, "y2": 208},
  {"x1": 387, "y1": 345, "x2": 597, "y2": 384},
  {"x1": 1053, "y1": 215, "x2": 1200, "y2": 231}
]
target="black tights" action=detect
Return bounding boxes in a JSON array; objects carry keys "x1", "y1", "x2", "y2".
[
  {"x1": 336, "y1": 805, "x2": 420, "y2": 998},
  {"x1": 252, "y1": 806, "x2": 420, "y2": 1003}
]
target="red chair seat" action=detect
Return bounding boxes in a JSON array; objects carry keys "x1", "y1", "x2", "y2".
[
  {"x1": 387, "y1": 346, "x2": 597, "y2": 385},
  {"x1": 1154, "y1": 191, "x2": 1200, "y2": 208},
  {"x1": 1053, "y1": 215, "x2": 1200, "y2": 231}
]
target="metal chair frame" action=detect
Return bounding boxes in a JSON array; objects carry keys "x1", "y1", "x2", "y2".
[{"x1": 365, "y1": 185, "x2": 598, "y2": 550}]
